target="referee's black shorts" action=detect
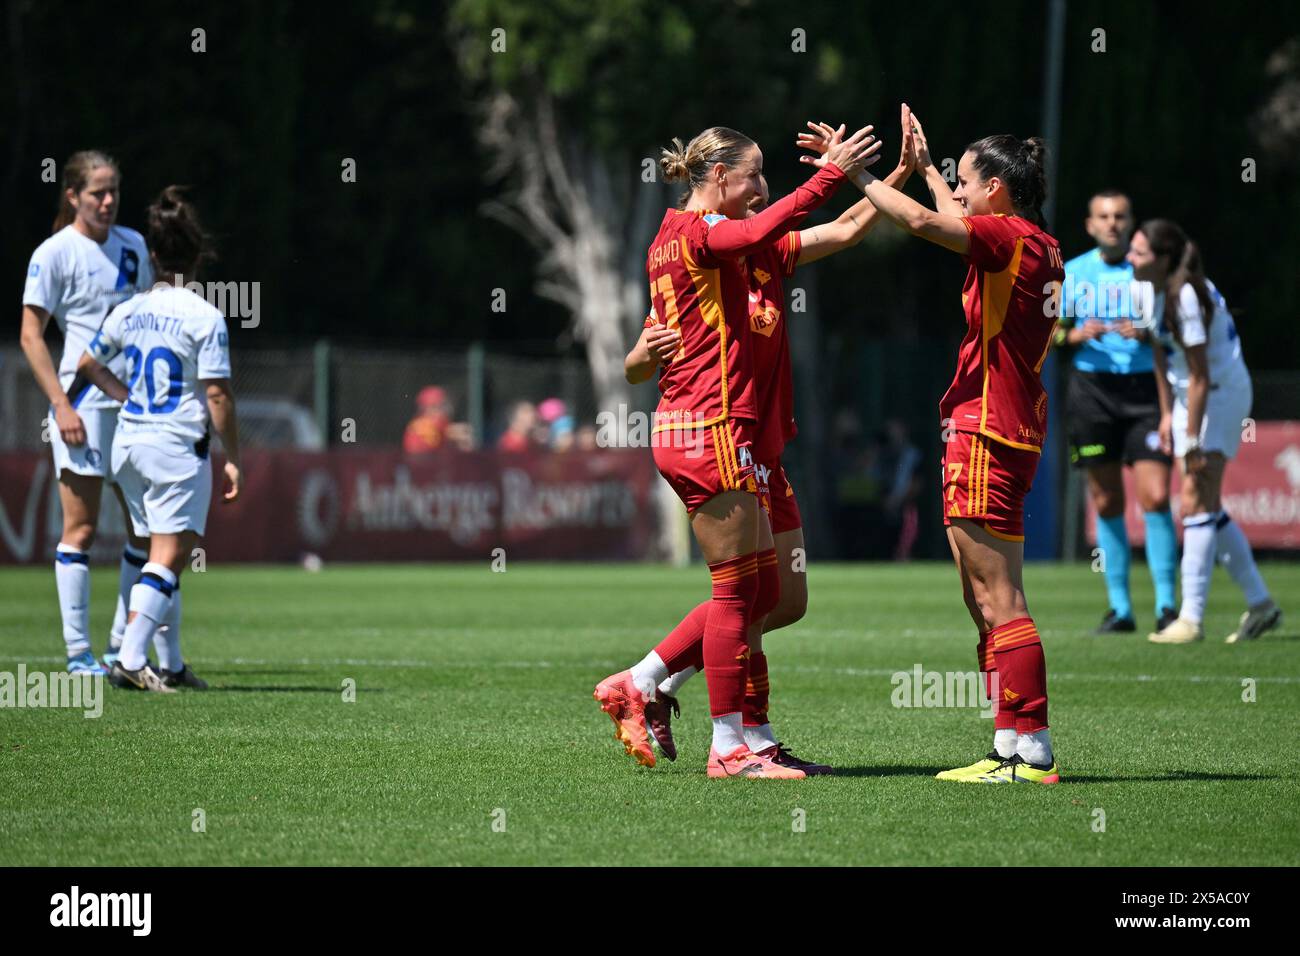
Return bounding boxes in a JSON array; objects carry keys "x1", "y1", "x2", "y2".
[{"x1": 1066, "y1": 371, "x2": 1172, "y2": 469}]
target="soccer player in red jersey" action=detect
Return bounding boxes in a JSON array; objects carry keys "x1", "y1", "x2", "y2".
[
  {"x1": 594, "y1": 123, "x2": 880, "y2": 779},
  {"x1": 621, "y1": 116, "x2": 916, "y2": 773},
  {"x1": 847, "y1": 106, "x2": 1065, "y2": 783}
]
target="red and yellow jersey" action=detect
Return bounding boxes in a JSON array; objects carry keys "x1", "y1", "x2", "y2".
[
  {"x1": 748, "y1": 231, "x2": 801, "y2": 461},
  {"x1": 646, "y1": 164, "x2": 846, "y2": 434},
  {"x1": 647, "y1": 209, "x2": 755, "y2": 430},
  {"x1": 939, "y1": 214, "x2": 1064, "y2": 452}
]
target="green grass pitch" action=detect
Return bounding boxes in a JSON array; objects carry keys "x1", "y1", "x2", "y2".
[{"x1": 1, "y1": 561, "x2": 1297, "y2": 866}]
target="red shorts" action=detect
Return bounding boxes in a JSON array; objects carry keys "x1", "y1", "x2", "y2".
[
  {"x1": 762, "y1": 458, "x2": 802, "y2": 534},
  {"x1": 653, "y1": 419, "x2": 757, "y2": 513},
  {"x1": 941, "y1": 431, "x2": 1039, "y2": 542}
]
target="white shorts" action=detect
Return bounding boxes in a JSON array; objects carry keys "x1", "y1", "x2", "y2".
[
  {"x1": 49, "y1": 405, "x2": 119, "y2": 480},
  {"x1": 1172, "y1": 379, "x2": 1253, "y2": 459},
  {"x1": 111, "y1": 440, "x2": 213, "y2": 537}
]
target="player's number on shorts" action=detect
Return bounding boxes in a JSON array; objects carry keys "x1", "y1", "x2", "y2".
[
  {"x1": 122, "y1": 345, "x2": 183, "y2": 414},
  {"x1": 946, "y1": 462, "x2": 963, "y2": 501},
  {"x1": 650, "y1": 275, "x2": 687, "y2": 361}
]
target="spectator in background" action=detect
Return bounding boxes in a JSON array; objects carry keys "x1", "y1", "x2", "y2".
[
  {"x1": 536, "y1": 396, "x2": 568, "y2": 448},
  {"x1": 498, "y1": 400, "x2": 538, "y2": 453},
  {"x1": 873, "y1": 418, "x2": 923, "y2": 561},
  {"x1": 403, "y1": 386, "x2": 472, "y2": 453},
  {"x1": 551, "y1": 415, "x2": 576, "y2": 452}
]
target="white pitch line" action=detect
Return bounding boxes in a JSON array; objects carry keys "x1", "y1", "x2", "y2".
[{"x1": 2, "y1": 654, "x2": 1298, "y2": 685}]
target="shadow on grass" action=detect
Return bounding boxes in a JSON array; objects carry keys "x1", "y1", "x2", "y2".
[{"x1": 832, "y1": 766, "x2": 1284, "y2": 783}]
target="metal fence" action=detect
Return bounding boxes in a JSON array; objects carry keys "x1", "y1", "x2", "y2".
[{"x1": 0, "y1": 343, "x2": 599, "y2": 453}]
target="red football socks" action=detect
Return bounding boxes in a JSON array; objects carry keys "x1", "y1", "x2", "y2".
[
  {"x1": 654, "y1": 601, "x2": 709, "y2": 675},
  {"x1": 989, "y1": 617, "x2": 1048, "y2": 734},
  {"x1": 703, "y1": 553, "x2": 759, "y2": 718},
  {"x1": 977, "y1": 628, "x2": 1016, "y2": 731}
]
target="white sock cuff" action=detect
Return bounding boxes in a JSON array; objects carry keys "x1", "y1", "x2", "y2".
[
  {"x1": 141, "y1": 563, "x2": 178, "y2": 588},
  {"x1": 1182, "y1": 511, "x2": 1219, "y2": 528}
]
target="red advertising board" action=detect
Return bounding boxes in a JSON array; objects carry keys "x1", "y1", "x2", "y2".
[
  {"x1": 1085, "y1": 420, "x2": 1300, "y2": 549},
  {"x1": 0, "y1": 448, "x2": 661, "y2": 564}
]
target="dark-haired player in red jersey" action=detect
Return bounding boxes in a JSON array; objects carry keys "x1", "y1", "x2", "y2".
[
  {"x1": 593, "y1": 123, "x2": 881, "y2": 779},
  {"x1": 849, "y1": 105, "x2": 1064, "y2": 783},
  {"x1": 621, "y1": 115, "x2": 916, "y2": 773}
]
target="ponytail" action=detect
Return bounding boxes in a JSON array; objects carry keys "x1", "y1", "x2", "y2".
[
  {"x1": 965, "y1": 134, "x2": 1049, "y2": 227},
  {"x1": 659, "y1": 126, "x2": 757, "y2": 208},
  {"x1": 146, "y1": 185, "x2": 215, "y2": 279},
  {"x1": 1138, "y1": 218, "x2": 1215, "y2": 346}
]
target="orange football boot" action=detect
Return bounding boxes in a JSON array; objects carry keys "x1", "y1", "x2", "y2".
[
  {"x1": 593, "y1": 670, "x2": 655, "y2": 767},
  {"x1": 707, "y1": 745, "x2": 806, "y2": 779}
]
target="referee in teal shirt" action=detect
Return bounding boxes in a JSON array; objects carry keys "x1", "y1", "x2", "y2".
[{"x1": 1057, "y1": 190, "x2": 1178, "y2": 633}]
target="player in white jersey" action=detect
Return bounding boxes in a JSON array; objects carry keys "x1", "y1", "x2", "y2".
[
  {"x1": 1128, "y1": 219, "x2": 1281, "y2": 645},
  {"x1": 19, "y1": 151, "x2": 155, "y2": 675},
  {"x1": 77, "y1": 187, "x2": 242, "y2": 692}
]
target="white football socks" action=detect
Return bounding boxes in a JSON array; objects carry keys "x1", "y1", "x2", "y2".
[
  {"x1": 1016, "y1": 729, "x2": 1053, "y2": 766},
  {"x1": 109, "y1": 545, "x2": 148, "y2": 651},
  {"x1": 712, "y1": 713, "x2": 747, "y2": 756},
  {"x1": 744, "y1": 722, "x2": 778, "y2": 754},
  {"x1": 120, "y1": 563, "x2": 175, "y2": 671},
  {"x1": 658, "y1": 665, "x2": 697, "y2": 699},
  {"x1": 994, "y1": 728, "x2": 1018, "y2": 759},
  {"x1": 629, "y1": 651, "x2": 668, "y2": 701},
  {"x1": 1179, "y1": 512, "x2": 1217, "y2": 624},
  {"x1": 1214, "y1": 515, "x2": 1270, "y2": 607},
  {"x1": 54, "y1": 544, "x2": 91, "y2": 657},
  {"x1": 154, "y1": 589, "x2": 183, "y2": 672}
]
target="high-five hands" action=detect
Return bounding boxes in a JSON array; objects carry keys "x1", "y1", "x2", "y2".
[{"x1": 797, "y1": 122, "x2": 883, "y2": 177}]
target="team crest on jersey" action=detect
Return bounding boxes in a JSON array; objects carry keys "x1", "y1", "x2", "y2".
[
  {"x1": 752, "y1": 267, "x2": 772, "y2": 286},
  {"x1": 85, "y1": 448, "x2": 101, "y2": 468},
  {"x1": 1033, "y1": 391, "x2": 1048, "y2": 423},
  {"x1": 116, "y1": 247, "x2": 140, "y2": 290}
]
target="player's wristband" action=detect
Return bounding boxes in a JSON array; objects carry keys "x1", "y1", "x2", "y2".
[{"x1": 1184, "y1": 435, "x2": 1202, "y2": 452}]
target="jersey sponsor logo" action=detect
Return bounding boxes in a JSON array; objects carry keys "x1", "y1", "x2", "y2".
[
  {"x1": 1016, "y1": 422, "x2": 1045, "y2": 444},
  {"x1": 85, "y1": 448, "x2": 101, "y2": 468},
  {"x1": 737, "y1": 444, "x2": 753, "y2": 470},
  {"x1": 1033, "y1": 392, "x2": 1047, "y2": 423},
  {"x1": 749, "y1": 302, "x2": 781, "y2": 337}
]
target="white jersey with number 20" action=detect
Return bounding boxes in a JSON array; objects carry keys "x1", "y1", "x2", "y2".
[{"x1": 87, "y1": 285, "x2": 231, "y2": 453}]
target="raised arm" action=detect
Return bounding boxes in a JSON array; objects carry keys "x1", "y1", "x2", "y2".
[
  {"x1": 905, "y1": 106, "x2": 963, "y2": 218},
  {"x1": 704, "y1": 127, "x2": 881, "y2": 259},
  {"x1": 851, "y1": 166, "x2": 970, "y2": 254},
  {"x1": 794, "y1": 113, "x2": 915, "y2": 265}
]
